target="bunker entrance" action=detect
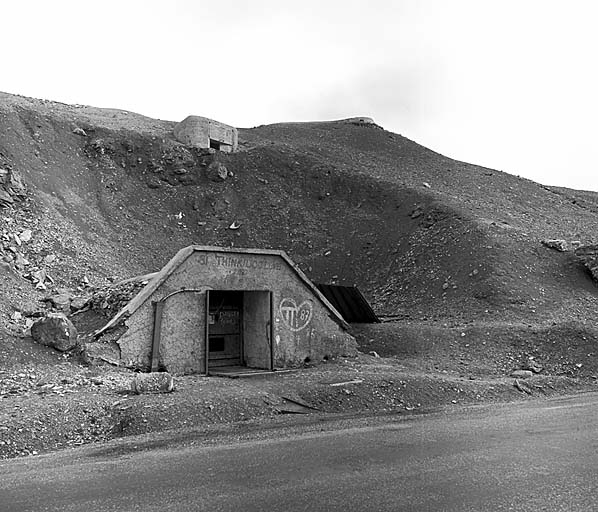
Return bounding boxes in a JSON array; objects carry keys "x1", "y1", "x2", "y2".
[{"x1": 205, "y1": 290, "x2": 273, "y2": 374}]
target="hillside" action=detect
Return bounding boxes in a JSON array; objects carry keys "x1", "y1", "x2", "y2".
[
  {"x1": 1, "y1": 91, "x2": 597, "y2": 330},
  {"x1": 3, "y1": 92, "x2": 598, "y2": 459}
]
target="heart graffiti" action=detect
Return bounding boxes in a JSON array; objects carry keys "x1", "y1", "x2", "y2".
[{"x1": 279, "y1": 298, "x2": 313, "y2": 332}]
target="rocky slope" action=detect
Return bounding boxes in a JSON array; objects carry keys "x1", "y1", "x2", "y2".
[
  {"x1": 2, "y1": 91, "x2": 598, "y2": 459},
  {"x1": 1, "y1": 91, "x2": 597, "y2": 330}
]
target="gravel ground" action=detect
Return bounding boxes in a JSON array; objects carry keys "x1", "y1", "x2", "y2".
[{"x1": 1, "y1": 348, "x2": 594, "y2": 460}]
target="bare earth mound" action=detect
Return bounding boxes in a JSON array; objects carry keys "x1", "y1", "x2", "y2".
[{"x1": 1, "y1": 92, "x2": 598, "y2": 458}]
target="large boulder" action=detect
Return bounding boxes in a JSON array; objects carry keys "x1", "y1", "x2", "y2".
[
  {"x1": 131, "y1": 372, "x2": 175, "y2": 394},
  {"x1": 30, "y1": 313, "x2": 78, "y2": 352}
]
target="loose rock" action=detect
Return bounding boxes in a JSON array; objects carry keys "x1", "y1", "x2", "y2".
[
  {"x1": 542, "y1": 239, "x2": 568, "y2": 252},
  {"x1": 18, "y1": 229, "x2": 32, "y2": 242},
  {"x1": 206, "y1": 162, "x2": 229, "y2": 182},
  {"x1": 30, "y1": 313, "x2": 79, "y2": 352},
  {"x1": 131, "y1": 372, "x2": 175, "y2": 394},
  {"x1": 575, "y1": 244, "x2": 598, "y2": 281},
  {"x1": 46, "y1": 292, "x2": 73, "y2": 311}
]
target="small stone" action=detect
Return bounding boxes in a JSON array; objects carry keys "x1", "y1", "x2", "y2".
[
  {"x1": 14, "y1": 253, "x2": 29, "y2": 268},
  {"x1": 522, "y1": 360, "x2": 543, "y2": 373},
  {"x1": 31, "y1": 269, "x2": 47, "y2": 284},
  {"x1": 19, "y1": 229, "x2": 32, "y2": 242},
  {"x1": 70, "y1": 297, "x2": 89, "y2": 311},
  {"x1": 369, "y1": 350, "x2": 380, "y2": 358},
  {"x1": 47, "y1": 293, "x2": 73, "y2": 311},
  {"x1": 44, "y1": 254, "x2": 57, "y2": 264},
  {"x1": 72, "y1": 127, "x2": 87, "y2": 136}
]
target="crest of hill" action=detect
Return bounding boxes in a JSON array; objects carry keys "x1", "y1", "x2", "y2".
[{"x1": 0, "y1": 91, "x2": 596, "y2": 332}]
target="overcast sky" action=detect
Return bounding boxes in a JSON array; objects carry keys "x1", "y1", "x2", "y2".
[{"x1": 2, "y1": 1, "x2": 597, "y2": 191}]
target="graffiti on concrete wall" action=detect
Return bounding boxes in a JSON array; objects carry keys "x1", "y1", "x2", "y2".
[{"x1": 279, "y1": 298, "x2": 312, "y2": 332}]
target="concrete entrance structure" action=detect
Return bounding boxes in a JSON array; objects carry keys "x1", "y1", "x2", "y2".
[
  {"x1": 94, "y1": 246, "x2": 356, "y2": 375},
  {"x1": 173, "y1": 115, "x2": 238, "y2": 153}
]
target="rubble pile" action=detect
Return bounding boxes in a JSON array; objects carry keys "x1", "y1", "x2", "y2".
[
  {"x1": 86, "y1": 281, "x2": 146, "y2": 318},
  {"x1": 0, "y1": 367, "x2": 118, "y2": 398},
  {"x1": 0, "y1": 211, "x2": 67, "y2": 298},
  {"x1": 0, "y1": 165, "x2": 26, "y2": 208}
]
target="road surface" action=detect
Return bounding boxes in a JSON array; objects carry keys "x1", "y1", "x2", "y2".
[{"x1": 2, "y1": 393, "x2": 598, "y2": 511}]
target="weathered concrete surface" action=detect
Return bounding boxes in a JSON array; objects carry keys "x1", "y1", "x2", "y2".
[
  {"x1": 83, "y1": 341, "x2": 121, "y2": 365},
  {"x1": 99, "y1": 247, "x2": 356, "y2": 374},
  {"x1": 337, "y1": 116, "x2": 376, "y2": 125},
  {"x1": 173, "y1": 116, "x2": 238, "y2": 152}
]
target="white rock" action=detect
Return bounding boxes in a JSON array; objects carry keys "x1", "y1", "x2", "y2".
[{"x1": 19, "y1": 229, "x2": 32, "y2": 242}]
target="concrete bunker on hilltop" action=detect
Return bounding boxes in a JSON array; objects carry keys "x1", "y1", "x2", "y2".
[
  {"x1": 93, "y1": 246, "x2": 357, "y2": 375},
  {"x1": 173, "y1": 115, "x2": 238, "y2": 153}
]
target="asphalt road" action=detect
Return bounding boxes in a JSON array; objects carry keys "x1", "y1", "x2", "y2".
[{"x1": 2, "y1": 393, "x2": 598, "y2": 512}]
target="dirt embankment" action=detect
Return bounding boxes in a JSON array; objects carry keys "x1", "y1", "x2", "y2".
[
  {"x1": 2, "y1": 91, "x2": 598, "y2": 329},
  {"x1": 2, "y1": 93, "x2": 598, "y2": 459},
  {"x1": 3, "y1": 316, "x2": 598, "y2": 460},
  {"x1": 1, "y1": 346, "x2": 594, "y2": 460}
]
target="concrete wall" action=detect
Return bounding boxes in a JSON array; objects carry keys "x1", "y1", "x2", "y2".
[
  {"x1": 113, "y1": 250, "x2": 356, "y2": 374},
  {"x1": 173, "y1": 115, "x2": 238, "y2": 152}
]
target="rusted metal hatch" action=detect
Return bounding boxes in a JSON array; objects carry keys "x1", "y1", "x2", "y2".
[{"x1": 315, "y1": 284, "x2": 379, "y2": 323}]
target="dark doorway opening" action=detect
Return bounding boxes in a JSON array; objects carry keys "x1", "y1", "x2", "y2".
[
  {"x1": 207, "y1": 290, "x2": 242, "y2": 368},
  {"x1": 209, "y1": 139, "x2": 221, "y2": 150},
  {"x1": 205, "y1": 290, "x2": 273, "y2": 375}
]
